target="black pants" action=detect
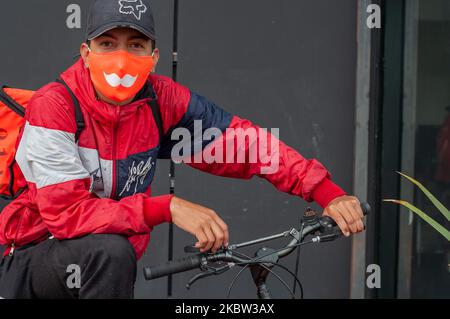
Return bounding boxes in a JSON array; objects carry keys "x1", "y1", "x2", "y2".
[{"x1": 0, "y1": 234, "x2": 137, "y2": 299}]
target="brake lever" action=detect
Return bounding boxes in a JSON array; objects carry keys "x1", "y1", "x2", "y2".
[
  {"x1": 311, "y1": 229, "x2": 343, "y2": 243},
  {"x1": 186, "y1": 270, "x2": 215, "y2": 289},
  {"x1": 186, "y1": 264, "x2": 232, "y2": 290}
]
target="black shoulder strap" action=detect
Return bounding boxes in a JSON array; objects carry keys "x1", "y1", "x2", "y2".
[
  {"x1": 0, "y1": 85, "x2": 26, "y2": 117},
  {"x1": 147, "y1": 82, "x2": 164, "y2": 144},
  {"x1": 55, "y1": 79, "x2": 85, "y2": 143}
]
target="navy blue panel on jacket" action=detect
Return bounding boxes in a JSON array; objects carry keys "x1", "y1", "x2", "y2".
[{"x1": 158, "y1": 91, "x2": 233, "y2": 159}]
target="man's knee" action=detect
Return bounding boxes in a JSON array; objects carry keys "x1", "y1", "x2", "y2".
[
  {"x1": 69, "y1": 234, "x2": 137, "y2": 298},
  {"x1": 83, "y1": 234, "x2": 137, "y2": 267}
]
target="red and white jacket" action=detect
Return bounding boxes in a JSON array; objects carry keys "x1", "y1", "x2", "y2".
[{"x1": 0, "y1": 59, "x2": 346, "y2": 259}]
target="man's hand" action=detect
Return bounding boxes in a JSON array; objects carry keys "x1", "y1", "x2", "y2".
[
  {"x1": 323, "y1": 195, "x2": 364, "y2": 237},
  {"x1": 170, "y1": 196, "x2": 229, "y2": 253}
]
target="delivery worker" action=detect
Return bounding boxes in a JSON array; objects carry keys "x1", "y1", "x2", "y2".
[{"x1": 0, "y1": 0, "x2": 364, "y2": 298}]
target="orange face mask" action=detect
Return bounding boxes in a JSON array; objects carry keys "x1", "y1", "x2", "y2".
[{"x1": 87, "y1": 49, "x2": 155, "y2": 104}]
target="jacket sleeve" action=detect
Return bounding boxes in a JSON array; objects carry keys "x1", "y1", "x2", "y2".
[
  {"x1": 15, "y1": 90, "x2": 172, "y2": 240},
  {"x1": 157, "y1": 80, "x2": 346, "y2": 208}
]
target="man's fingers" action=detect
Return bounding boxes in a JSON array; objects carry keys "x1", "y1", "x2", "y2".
[
  {"x1": 210, "y1": 215, "x2": 229, "y2": 247},
  {"x1": 195, "y1": 228, "x2": 208, "y2": 250},
  {"x1": 356, "y1": 203, "x2": 366, "y2": 231},
  {"x1": 336, "y1": 205, "x2": 358, "y2": 234},
  {"x1": 203, "y1": 209, "x2": 229, "y2": 247},
  {"x1": 350, "y1": 201, "x2": 365, "y2": 232},
  {"x1": 329, "y1": 211, "x2": 350, "y2": 236},
  {"x1": 355, "y1": 202, "x2": 364, "y2": 218},
  {"x1": 323, "y1": 196, "x2": 367, "y2": 237},
  {"x1": 352, "y1": 207, "x2": 365, "y2": 232},
  {"x1": 170, "y1": 197, "x2": 229, "y2": 250},
  {"x1": 344, "y1": 201, "x2": 364, "y2": 233},
  {"x1": 356, "y1": 219, "x2": 365, "y2": 232},
  {"x1": 201, "y1": 224, "x2": 216, "y2": 252},
  {"x1": 209, "y1": 221, "x2": 225, "y2": 252}
]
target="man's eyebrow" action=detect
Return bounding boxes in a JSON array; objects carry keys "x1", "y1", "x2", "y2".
[
  {"x1": 95, "y1": 32, "x2": 149, "y2": 42},
  {"x1": 97, "y1": 32, "x2": 116, "y2": 39},
  {"x1": 128, "y1": 35, "x2": 150, "y2": 41}
]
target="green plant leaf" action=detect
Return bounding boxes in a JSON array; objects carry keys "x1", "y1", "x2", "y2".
[
  {"x1": 397, "y1": 171, "x2": 450, "y2": 222},
  {"x1": 384, "y1": 199, "x2": 450, "y2": 242}
]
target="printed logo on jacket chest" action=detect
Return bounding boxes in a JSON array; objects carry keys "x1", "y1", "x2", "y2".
[
  {"x1": 78, "y1": 147, "x2": 158, "y2": 199},
  {"x1": 116, "y1": 147, "x2": 159, "y2": 199}
]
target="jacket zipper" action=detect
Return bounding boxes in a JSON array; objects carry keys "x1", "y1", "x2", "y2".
[
  {"x1": 8, "y1": 211, "x2": 24, "y2": 257},
  {"x1": 110, "y1": 107, "x2": 120, "y2": 200},
  {"x1": 8, "y1": 243, "x2": 15, "y2": 256}
]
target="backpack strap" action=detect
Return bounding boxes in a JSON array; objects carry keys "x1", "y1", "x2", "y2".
[
  {"x1": 0, "y1": 85, "x2": 26, "y2": 117},
  {"x1": 55, "y1": 79, "x2": 85, "y2": 143},
  {"x1": 147, "y1": 82, "x2": 164, "y2": 144}
]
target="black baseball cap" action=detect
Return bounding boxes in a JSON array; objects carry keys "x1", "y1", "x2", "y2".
[{"x1": 86, "y1": 0, "x2": 156, "y2": 41}]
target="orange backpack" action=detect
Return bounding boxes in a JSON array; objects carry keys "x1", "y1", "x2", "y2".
[
  {"x1": 0, "y1": 80, "x2": 85, "y2": 201},
  {"x1": 0, "y1": 86, "x2": 34, "y2": 200}
]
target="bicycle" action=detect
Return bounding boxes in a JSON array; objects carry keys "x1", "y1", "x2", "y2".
[{"x1": 144, "y1": 202, "x2": 371, "y2": 299}]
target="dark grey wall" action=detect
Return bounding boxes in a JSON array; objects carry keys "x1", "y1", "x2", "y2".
[{"x1": 0, "y1": 0, "x2": 357, "y2": 299}]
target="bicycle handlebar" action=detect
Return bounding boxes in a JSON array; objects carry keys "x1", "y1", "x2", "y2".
[
  {"x1": 144, "y1": 255, "x2": 204, "y2": 281},
  {"x1": 144, "y1": 202, "x2": 371, "y2": 281},
  {"x1": 276, "y1": 201, "x2": 370, "y2": 258}
]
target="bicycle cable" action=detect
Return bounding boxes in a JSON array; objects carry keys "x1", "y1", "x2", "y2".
[
  {"x1": 258, "y1": 263, "x2": 296, "y2": 299},
  {"x1": 292, "y1": 222, "x2": 304, "y2": 297},
  {"x1": 226, "y1": 264, "x2": 249, "y2": 299},
  {"x1": 225, "y1": 250, "x2": 258, "y2": 299},
  {"x1": 226, "y1": 247, "x2": 303, "y2": 299},
  {"x1": 234, "y1": 261, "x2": 304, "y2": 297},
  {"x1": 225, "y1": 239, "x2": 313, "y2": 298}
]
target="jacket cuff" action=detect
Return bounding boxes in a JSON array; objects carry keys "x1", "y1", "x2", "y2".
[
  {"x1": 144, "y1": 194, "x2": 174, "y2": 227},
  {"x1": 311, "y1": 178, "x2": 347, "y2": 208}
]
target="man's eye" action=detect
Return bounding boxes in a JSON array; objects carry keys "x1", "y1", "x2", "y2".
[
  {"x1": 130, "y1": 43, "x2": 144, "y2": 49},
  {"x1": 100, "y1": 42, "x2": 113, "y2": 47}
]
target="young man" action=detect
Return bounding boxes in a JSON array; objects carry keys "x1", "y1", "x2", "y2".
[{"x1": 0, "y1": 0, "x2": 364, "y2": 298}]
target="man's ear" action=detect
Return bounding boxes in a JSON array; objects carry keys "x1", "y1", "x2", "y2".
[
  {"x1": 151, "y1": 48, "x2": 160, "y2": 73},
  {"x1": 80, "y1": 43, "x2": 90, "y2": 68}
]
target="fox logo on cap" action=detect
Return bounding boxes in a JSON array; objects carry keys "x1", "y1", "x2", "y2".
[{"x1": 118, "y1": 0, "x2": 147, "y2": 20}]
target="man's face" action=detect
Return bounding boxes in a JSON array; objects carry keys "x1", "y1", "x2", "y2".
[{"x1": 80, "y1": 27, "x2": 160, "y2": 105}]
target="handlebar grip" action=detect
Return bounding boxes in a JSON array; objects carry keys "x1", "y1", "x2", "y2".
[{"x1": 143, "y1": 255, "x2": 204, "y2": 281}]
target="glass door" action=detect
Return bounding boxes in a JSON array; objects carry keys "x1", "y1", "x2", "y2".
[{"x1": 398, "y1": 0, "x2": 450, "y2": 298}]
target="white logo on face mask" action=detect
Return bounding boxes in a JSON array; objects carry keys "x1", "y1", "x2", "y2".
[
  {"x1": 103, "y1": 72, "x2": 138, "y2": 88},
  {"x1": 118, "y1": 0, "x2": 147, "y2": 21}
]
